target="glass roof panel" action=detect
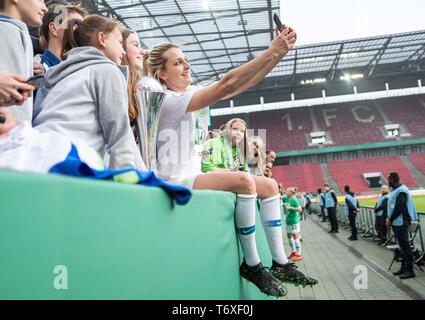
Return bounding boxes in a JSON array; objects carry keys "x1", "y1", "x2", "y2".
[{"x1": 100, "y1": 1, "x2": 425, "y2": 85}]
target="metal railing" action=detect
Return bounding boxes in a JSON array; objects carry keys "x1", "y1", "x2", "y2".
[{"x1": 335, "y1": 205, "x2": 425, "y2": 252}]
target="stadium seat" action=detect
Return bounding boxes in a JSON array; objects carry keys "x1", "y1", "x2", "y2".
[
  {"x1": 408, "y1": 153, "x2": 425, "y2": 176},
  {"x1": 313, "y1": 101, "x2": 387, "y2": 147},
  {"x1": 211, "y1": 96, "x2": 425, "y2": 152},
  {"x1": 328, "y1": 156, "x2": 419, "y2": 192},
  {"x1": 380, "y1": 96, "x2": 425, "y2": 139},
  {"x1": 273, "y1": 163, "x2": 325, "y2": 192}
]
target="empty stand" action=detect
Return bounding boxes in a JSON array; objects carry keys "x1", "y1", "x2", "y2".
[
  {"x1": 211, "y1": 95, "x2": 425, "y2": 152},
  {"x1": 408, "y1": 153, "x2": 425, "y2": 176},
  {"x1": 313, "y1": 101, "x2": 386, "y2": 146},
  {"x1": 378, "y1": 96, "x2": 425, "y2": 138},
  {"x1": 328, "y1": 156, "x2": 419, "y2": 192},
  {"x1": 273, "y1": 163, "x2": 325, "y2": 192}
]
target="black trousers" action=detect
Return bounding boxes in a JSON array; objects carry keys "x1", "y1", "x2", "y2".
[
  {"x1": 375, "y1": 215, "x2": 387, "y2": 242},
  {"x1": 348, "y1": 212, "x2": 357, "y2": 239},
  {"x1": 321, "y1": 206, "x2": 326, "y2": 221},
  {"x1": 392, "y1": 225, "x2": 413, "y2": 273},
  {"x1": 327, "y1": 207, "x2": 338, "y2": 232},
  {"x1": 306, "y1": 204, "x2": 312, "y2": 215}
]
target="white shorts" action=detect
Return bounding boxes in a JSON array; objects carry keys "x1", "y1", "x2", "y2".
[
  {"x1": 286, "y1": 223, "x2": 301, "y2": 234},
  {"x1": 165, "y1": 173, "x2": 203, "y2": 190}
]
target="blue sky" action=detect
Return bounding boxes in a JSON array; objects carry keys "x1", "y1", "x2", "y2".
[{"x1": 281, "y1": 0, "x2": 425, "y2": 45}]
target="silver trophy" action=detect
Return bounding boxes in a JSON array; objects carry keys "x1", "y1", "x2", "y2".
[{"x1": 134, "y1": 80, "x2": 165, "y2": 172}]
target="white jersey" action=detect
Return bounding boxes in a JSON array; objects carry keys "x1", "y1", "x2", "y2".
[{"x1": 156, "y1": 86, "x2": 209, "y2": 182}]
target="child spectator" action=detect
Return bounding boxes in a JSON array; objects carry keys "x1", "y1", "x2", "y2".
[
  {"x1": 33, "y1": 15, "x2": 145, "y2": 170},
  {"x1": 120, "y1": 28, "x2": 145, "y2": 145},
  {"x1": 0, "y1": 0, "x2": 47, "y2": 122},
  {"x1": 34, "y1": 2, "x2": 87, "y2": 71},
  {"x1": 248, "y1": 136, "x2": 265, "y2": 176}
]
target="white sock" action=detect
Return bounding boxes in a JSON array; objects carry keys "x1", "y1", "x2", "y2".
[
  {"x1": 260, "y1": 195, "x2": 289, "y2": 265},
  {"x1": 288, "y1": 237, "x2": 296, "y2": 252},
  {"x1": 235, "y1": 194, "x2": 260, "y2": 267},
  {"x1": 295, "y1": 238, "x2": 302, "y2": 255}
]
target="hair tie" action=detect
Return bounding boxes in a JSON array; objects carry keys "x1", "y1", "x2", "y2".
[{"x1": 74, "y1": 18, "x2": 83, "y2": 26}]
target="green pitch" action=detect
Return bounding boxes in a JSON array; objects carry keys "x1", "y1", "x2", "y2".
[{"x1": 358, "y1": 195, "x2": 425, "y2": 212}]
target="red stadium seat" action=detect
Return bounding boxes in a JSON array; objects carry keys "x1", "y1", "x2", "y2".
[
  {"x1": 211, "y1": 96, "x2": 425, "y2": 152},
  {"x1": 379, "y1": 96, "x2": 425, "y2": 139},
  {"x1": 328, "y1": 156, "x2": 419, "y2": 192},
  {"x1": 408, "y1": 153, "x2": 425, "y2": 176},
  {"x1": 313, "y1": 101, "x2": 387, "y2": 147},
  {"x1": 273, "y1": 163, "x2": 325, "y2": 192}
]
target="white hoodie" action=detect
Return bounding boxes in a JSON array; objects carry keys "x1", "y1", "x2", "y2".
[{"x1": 0, "y1": 16, "x2": 33, "y2": 123}]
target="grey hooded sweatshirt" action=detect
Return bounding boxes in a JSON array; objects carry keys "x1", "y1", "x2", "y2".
[
  {"x1": 0, "y1": 16, "x2": 33, "y2": 123},
  {"x1": 33, "y1": 46, "x2": 146, "y2": 170}
]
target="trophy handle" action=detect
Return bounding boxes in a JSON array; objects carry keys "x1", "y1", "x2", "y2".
[{"x1": 134, "y1": 90, "x2": 166, "y2": 172}]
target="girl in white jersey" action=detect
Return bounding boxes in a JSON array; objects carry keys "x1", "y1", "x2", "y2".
[{"x1": 145, "y1": 27, "x2": 318, "y2": 296}]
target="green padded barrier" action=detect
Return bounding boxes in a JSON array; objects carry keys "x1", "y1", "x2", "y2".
[{"x1": 0, "y1": 170, "x2": 273, "y2": 300}]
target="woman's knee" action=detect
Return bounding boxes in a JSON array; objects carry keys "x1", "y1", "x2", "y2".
[
  {"x1": 238, "y1": 172, "x2": 256, "y2": 195},
  {"x1": 263, "y1": 178, "x2": 279, "y2": 198}
]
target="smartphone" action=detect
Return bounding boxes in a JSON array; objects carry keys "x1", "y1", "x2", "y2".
[
  {"x1": 273, "y1": 13, "x2": 285, "y2": 32},
  {"x1": 26, "y1": 74, "x2": 45, "y2": 89}
]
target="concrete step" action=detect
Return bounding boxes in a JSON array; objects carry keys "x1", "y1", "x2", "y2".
[
  {"x1": 320, "y1": 163, "x2": 341, "y2": 194},
  {"x1": 400, "y1": 155, "x2": 425, "y2": 187}
]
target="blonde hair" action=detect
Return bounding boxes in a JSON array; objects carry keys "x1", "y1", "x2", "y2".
[
  {"x1": 250, "y1": 136, "x2": 265, "y2": 153},
  {"x1": 143, "y1": 43, "x2": 180, "y2": 82},
  {"x1": 222, "y1": 118, "x2": 248, "y2": 169},
  {"x1": 286, "y1": 187, "x2": 296, "y2": 195},
  {"x1": 248, "y1": 135, "x2": 266, "y2": 176},
  {"x1": 223, "y1": 118, "x2": 248, "y2": 143}
]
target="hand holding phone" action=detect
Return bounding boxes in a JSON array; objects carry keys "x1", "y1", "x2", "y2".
[
  {"x1": 273, "y1": 13, "x2": 285, "y2": 32},
  {"x1": 26, "y1": 74, "x2": 45, "y2": 89}
]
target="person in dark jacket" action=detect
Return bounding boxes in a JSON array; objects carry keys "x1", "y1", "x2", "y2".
[
  {"x1": 386, "y1": 172, "x2": 418, "y2": 280},
  {"x1": 305, "y1": 193, "x2": 312, "y2": 215},
  {"x1": 344, "y1": 186, "x2": 359, "y2": 240},
  {"x1": 317, "y1": 188, "x2": 326, "y2": 222},
  {"x1": 324, "y1": 184, "x2": 339, "y2": 233},
  {"x1": 374, "y1": 185, "x2": 390, "y2": 244}
]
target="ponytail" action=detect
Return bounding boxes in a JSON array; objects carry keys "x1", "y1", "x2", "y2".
[
  {"x1": 60, "y1": 15, "x2": 120, "y2": 60},
  {"x1": 142, "y1": 50, "x2": 151, "y2": 77},
  {"x1": 61, "y1": 18, "x2": 81, "y2": 59}
]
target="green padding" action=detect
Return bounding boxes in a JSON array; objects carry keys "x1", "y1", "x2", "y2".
[{"x1": 0, "y1": 170, "x2": 273, "y2": 300}]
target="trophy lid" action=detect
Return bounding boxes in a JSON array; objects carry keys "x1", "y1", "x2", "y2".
[{"x1": 139, "y1": 76, "x2": 164, "y2": 92}]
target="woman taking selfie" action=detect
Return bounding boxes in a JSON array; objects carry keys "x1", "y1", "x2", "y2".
[{"x1": 145, "y1": 26, "x2": 317, "y2": 297}]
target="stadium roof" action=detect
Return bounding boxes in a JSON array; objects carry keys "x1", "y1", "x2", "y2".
[
  {"x1": 96, "y1": 0, "x2": 279, "y2": 84},
  {"x1": 96, "y1": 0, "x2": 425, "y2": 87}
]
